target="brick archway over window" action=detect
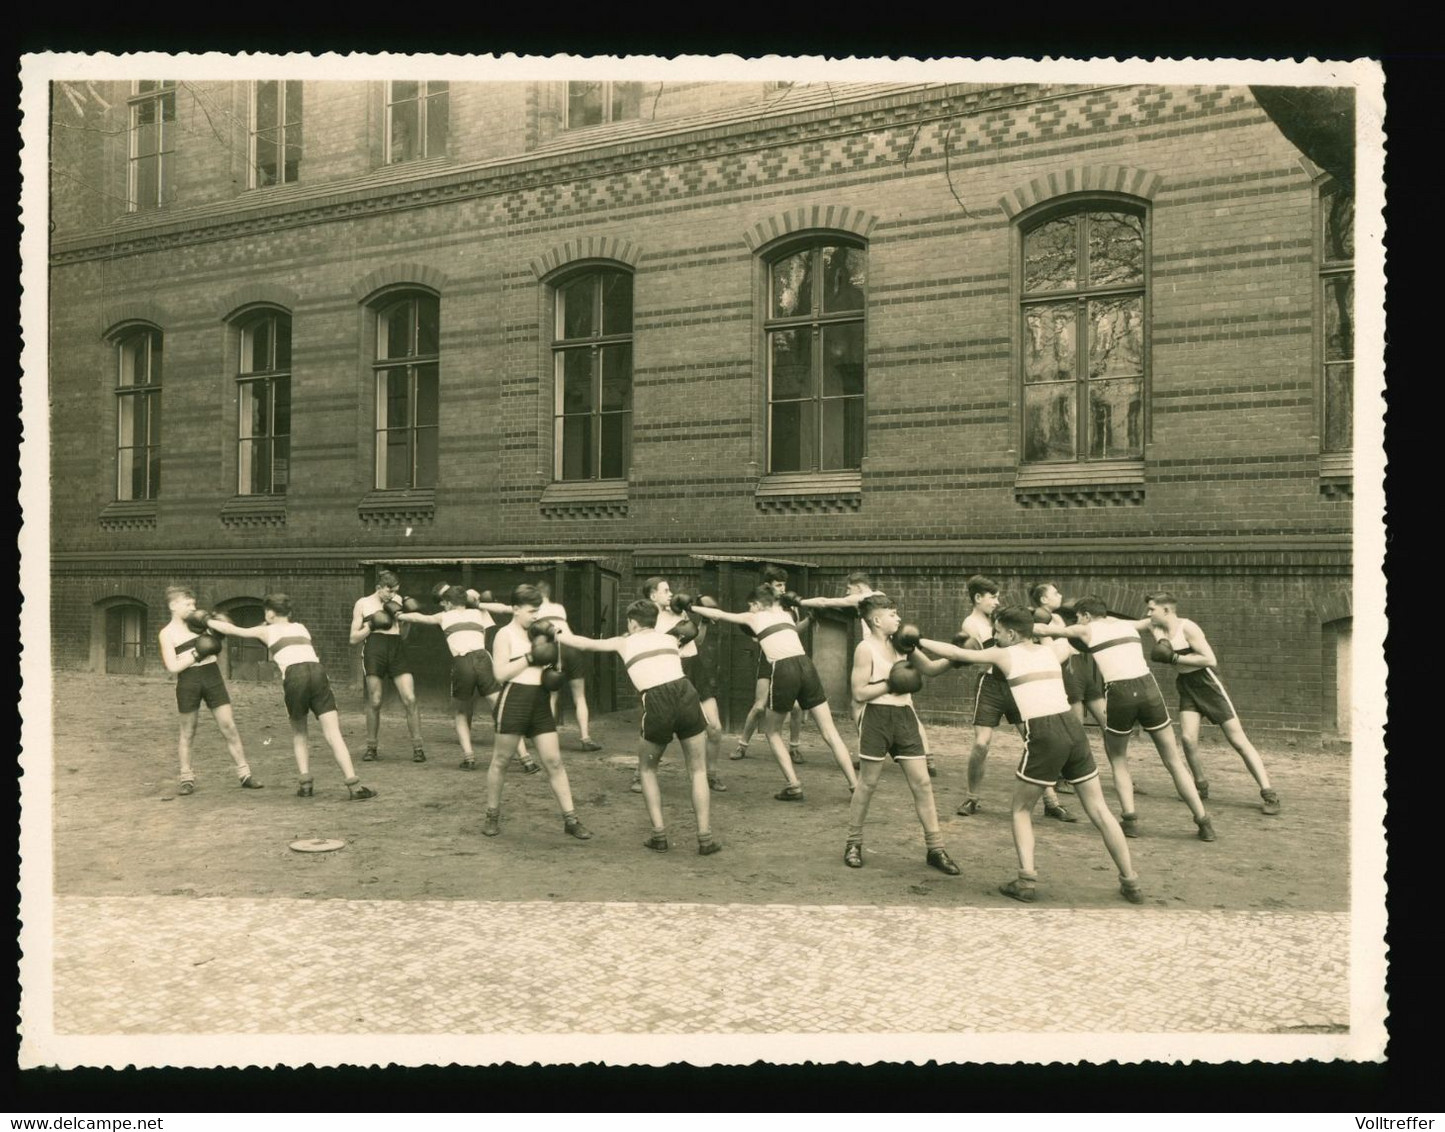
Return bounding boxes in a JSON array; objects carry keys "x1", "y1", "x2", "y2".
[
  {"x1": 530, "y1": 236, "x2": 643, "y2": 281},
  {"x1": 102, "y1": 302, "x2": 167, "y2": 337},
  {"x1": 217, "y1": 283, "x2": 300, "y2": 322},
  {"x1": 742, "y1": 205, "x2": 878, "y2": 252},
  {"x1": 351, "y1": 263, "x2": 450, "y2": 304},
  {"x1": 998, "y1": 165, "x2": 1165, "y2": 220},
  {"x1": 1314, "y1": 591, "x2": 1353, "y2": 625}
]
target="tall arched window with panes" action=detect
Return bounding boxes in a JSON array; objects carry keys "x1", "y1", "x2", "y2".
[
  {"x1": 236, "y1": 309, "x2": 291, "y2": 495},
  {"x1": 1019, "y1": 202, "x2": 1147, "y2": 464},
  {"x1": 552, "y1": 267, "x2": 633, "y2": 482},
  {"x1": 1320, "y1": 180, "x2": 1354, "y2": 455},
  {"x1": 114, "y1": 325, "x2": 162, "y2": 500},
  {"x1": 372, "y1": 292, "x2": 439, "y2": 490}
]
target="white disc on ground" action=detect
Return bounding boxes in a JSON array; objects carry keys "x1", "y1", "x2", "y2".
[{"x1": 289, "y1": 838, "x2": 345, "y2": 853}]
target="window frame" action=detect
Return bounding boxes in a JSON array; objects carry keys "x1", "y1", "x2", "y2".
[
  {"x1": 385, "y1": 80, "x2": 449, "y2": 165},
  {"x1": 1017, "y1": 196, "x2": 1151, "y2": 467},
  {"x1": 1318, "y1": 178, "x2": 1354, "y2": 456},
  {"x1": 127, "y1": 80, "x2": 176, "y2": 212},
  {"x1": 371, "y1": 291, "x2": 440, "y2": 491},
  {"x1": 564, "y1": 81, "x2": 645, "y2": 129},
  {"x1": 550, "y1": 264, "x2": 634, "y2": 483},
  {"x1": 249, "y1": 80, "x2": 303, "y2": 188},
  {"x1": 113, "y1": 325, "x2": 162, "y2": 501},
  {"x1": 761, "y1": 236, "x2": 869, "y2": 475},
  {"x1": 235, "y1": 308, "x2": 292, "y2": 496}
]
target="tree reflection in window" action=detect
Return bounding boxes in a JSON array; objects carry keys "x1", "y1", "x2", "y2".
[{"x1": 1321, "y1": 182, "x2": 1353, "y2": 453}]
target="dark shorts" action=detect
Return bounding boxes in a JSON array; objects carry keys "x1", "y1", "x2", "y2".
[
  {"x1": 494, "y1": 682, "x2": 556, "y2": 738},
  {"x1": 1104, "y1": 673, "x2": 1172, "y2": 734},
  {"x1": 857, "y1": 702, "x2": 926, "y2": 761},
  {"x1": 1061, "y1": 654, "x2": 1084, "y2": 704},
  {"x1": 973, "y1": 670, "x2": 1022, "y2": 728},
  {"x1": 1017, "y1": 711, "x2": 1098, "y2": 786},
  {"x1": 560, "y1": 643, "x2": 591, "y2": 683},
  {"x1": 1177, "y1": 668, "x2": 1238, "y2": 725},
  {"x1": 639, "y1": 678, "x2": 708, "y2": 747},
  {"x1": 451, "y1": 649, "x2": 499, "y2": 706},
  {"x1": 767, "y1": 654, "x2": 828, "y2": 713},
  {"x1": 1069, "y1": 650, "x2": 1105, "y2": 703},
  {"x1": 754, "y1": 646, "x2": 771, "y2": 684},
  {"x1": 176, "y1": 663, "x2": 230, "y2": 714},
  {"x1": 282, "y1": 661, "x2": 338, "y2": 721},
  {"x1": 363, "y1": 633, "x2": 411, "y2": 680},
  {"x1": 682, "y1": 652, "x2": 718, "y2": 702}
]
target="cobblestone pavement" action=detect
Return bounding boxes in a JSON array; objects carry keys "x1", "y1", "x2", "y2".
[{"x1": 52, "y1": 895, "x2": 1347, "y2": 1035}]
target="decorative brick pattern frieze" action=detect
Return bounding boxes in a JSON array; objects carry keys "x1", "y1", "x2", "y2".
[
  {"x1": 220, "y1": 496, "x2": 287, "y2": 529},
  {"x1": 754, "y1": 472, "x2": 862, "y2": 515},
  {"x1": 97, "y1": 501, "x2": 158, "y2": 532},
  {"x1": 539, "y1": 480, "x2": 629, "y2": 519},
  {"x1": 1014, "y1": 461, "x2": 1146, "y2": 509},
  {"x1": 357, "y1": 490, "x2": 436, "y2": 528}
]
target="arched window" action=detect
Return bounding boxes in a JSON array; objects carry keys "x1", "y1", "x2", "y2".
[
  {"x1": 236, "y1": 310, "x2": 291, "y2": 495},
  {"x1": 1020, "y1": 203, "x2": 1147, "y2": 464},
  {"x1": 114, "y1": 325, "x2": 162, "y2": 500},
  {"x1": 103, "y1": 601, "x2": 147, "y2": 675},
  {"x1": 764, "y1": 239, "x2": 866, "y2": 472},
  {"x1": 373, "y1": 292, "x2": 440, "y2": 490},
  {"x1": 1320, "y1": 180, "x2": 1354, "y2": 454},
  {"x1": 552, "y1": 267, "x2": 633, "y2": 482}
]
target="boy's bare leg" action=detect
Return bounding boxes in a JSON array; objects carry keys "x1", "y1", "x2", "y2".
[
  {"x1": 211, "y1": 703, "x2": 253, "y2": 781},
  {"x1": 809, "y1": 704, "x2": 859, "y2": 789},
  {"x1": 533, "y1": 731, "x2": 578, "y2": 815},
  {"x1": 1220, "y1": 716, "x2": 1273, "y2": 790},
  {"x1": 764, "y1": 711, "x2": 802, "y2": 791},
  {"x1": 1148, "y1": 725, "x2": 1209, "y2": 821},
  {"x1": 1073, "y1": 775, "x2": 1137, "y2": 880},
  {"x1": 318, "y1": 710, "x2": 358, "y2": 779},
  {"x1": 177, "y1": 711, "x2": 199, "y2": 787},
  {"x1": 679, "y1": 732, "x2": 712, "y2": 837},
  {"x1": 288, "y1": 717, "x2": 311, "y2": 780},
  {"x1": 637, "y1": 741, "x2": 668, "y2": 833}
]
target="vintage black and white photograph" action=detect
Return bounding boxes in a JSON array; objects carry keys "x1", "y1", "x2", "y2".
[{"x1": 17, "y1": 53, "x2": 1387, "y2": 1068}]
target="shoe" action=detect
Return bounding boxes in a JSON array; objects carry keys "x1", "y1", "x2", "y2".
[
  {"x1": 642, "y1": 833, "x2": 670, "y2": 852},
  {"x1": 926, "y1": 848, "x2": 961, "y2": 876},
  {"x1": 708, "y1": 775, "x2": 727, "y2": 793},
  {"x1": 730, "y1": 744, "x2": 748, "y2": 761},
  {"x1": 521, "y1": 759, "x2": 541, "y2": 775},
  {"x1": 927, "y1": 757, "x2": 938, "y2": 778},
  {"x1": 1195, "y1": 815, "x2": 1217, "y2": 842},
  {"x1": 630, "y1": 773, "x2": 643, "y2": 794},
  {"x1": 1055, "y1": 779, "x2": 1074, "y2": 795},
  {"x1": 362, "y1": 748, "x2": 379, "y2": 762},
  {"x1": 459, "y1": 757, "x2": 477, "y2": 771},
  {"x1": 578, "y1": 738, "x2": 603, "y2": 752},
  {"x1": 843, "y1": 841, "x2": 863, "y2": 868},
  {"x1": 239, "y1": 775, "x2": 264, "y2": 790},
  {"x1": 564, "y1": 817, "x2": 593, "y2": 840},
  {"x1": 347, "y1": 782, "x2": 378, "y2": 801},
  {"x1": 178, "y1": 780, "x2": 195, "y2": 796},
  {"x1": 789, "y1": 745, "x2": 805, "y2": 764},
  {"x1": 1120, "y1": 812, "x2": 1140, "y2": 838},
  {"x1": 774, "y1": 785, "x2": 805, "y2": 802},
  {"x1": 412, "y1": 750, "x2": 427, "y2": 763},
  {"x1": 998, "y1": 877, "x2": 1037, "y2": 903},
  {"x1": 481, "y1": 809, "x2": 501, "y2": 837},
  {"x1": 1260, "y1": 789, "x2": 1281, "y2": 816},
  {"x1": 1043, "y1": 801, "x2": 1077, "y2": 823},
  {"x1": 295, "y1": 777, "x2": 313, "y2": 798},
  {"x1": 698, "y1": 838, "x2": 723, "y2": 856},
  {"x1": 1120, "y1": 877, "x2": 1145, "y2": 904},
  {"x1": 956, "y1": 797, "x2": 981, "y2": 817},
  {"x1": 1194, "y1": 778, "x2": 1210, "y2": 801}
]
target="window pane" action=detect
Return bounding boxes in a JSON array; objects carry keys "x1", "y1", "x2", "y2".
[
  {"x1": 247, "y1": 438, "x2": 272, "y2": 494},
  {"x1": 134, "y1": 100, "x2": 157, "y2": 153},
  {"x1": 769, "y1": 327, "x2": 812, "y2": 400},
  {"x1": 1323, "y1": 363, "x2": 1353, "y2": 453},
  {"x1": 771, "y1": 250, "x2": 813, "y2": 318},
  {"x1": 1024, "y1": 216, "x2": 1078, "y2": 293},
  {"x1": 159, "y1": 91, "x2": 175, "y2": 125},
  {"x1": 820, "y1": 396, "x2": 865, "y2": 470},
  {"x1": 1324, "y1": 188, "x2": 1354, "y2": 262},
  {"x1": 425, "y1": 88, "x2": 449, "y2": 157},
  {"x1": 821, "y1": 246, "x2": 866, "y2": 313},
  {"x1": 159, "y1": 150, "x2": 174, "y2": 205},
  {"x1": 384, "y1": 430, "x2": 411, "y2": 489},
  {"x1": 1087, "y1": 296, "x2": 1144, "y2": 378},
  {"x1": 274, "y1": 319, "x2": 291, "y2": 371},
  {"x1": 1087, "y1": 211, "x2": 1144, "y2": 287},
  {"x1": 390, "y1": 98, "x2": 419, "y2": 163},
  {"x1": 119, "y1": 335, "x2": 149, "y2": 386},
  {"x1": 568, "y1": 82, "x2": 604, "y2": 128},
  {"x1": 415, "y1": 426, "x2": 438, "y2": 487},
  {"x1": 560, "y1": 349, "x2": 592, "y2": 413},
  {"x1": 770, "y1": 400, "x2": 816, "y2": 473},
  {"x1": 135, "y1": 155, "x2": 158, "y2": 209},
  {"x1": 557, "y1": 276, "x2": 596, "y2": 340},
  {"x1": 273, "y1": 376, "x2": 291, "y2": 437},
  {"x1": 416, "y1": 296, "x2": 439, "y2": 356},
  {"x1": 256, "y1": 81, "x2": 279, "y2": 134},
  {"x1": 238, "y1": 381, "x2": 260, "y2": 439},
  {"x1": 118, "y1": 392, "x2": 141, "y2": 446},
  {"x1": 415, "y1": 364, "x2": 438, "y2": 427},
  {"x1": 238, "y1": 434, "x2": 254, "y2": 494},
  {"x1": 1023, "y1": 303, "x2": 1077, "y2": 383},
  {"x1": 383, "y1": 368, "x2": 410, "y2": 427},
  {"x1": 116, "y1": 447, "x2": 136, "y2": 501},
  {"x1": 1023, "y1": 384, "x2": 1076, "y2": 462},
  {"x1": 245, "y1": 318, "x2": 272, "y2": 373},
  {"x1": 600, "y1": 411, "x2": 631, "y2": 478},
  {"x1": 391, "y1": 80, "x2": 419, "y2": 103},
  {"x1": 136, "y1": 444, "x2": 152, "y2": 499},
  {"x1": 381, "y1": 302, "x2": 413, "y2": 359},
  {"x1": 600, "y1": 345, "x2": 632, "y2": 411},
  {"x1": 611, "y1": 81, "x2": 643, "y2": 122},
  {"x1": 601, "y1": 271, "x2": 633, "y2": 334},
  {"x1": 1087, "y1": 377, "x2": 1143, "y2": 458},
  {"x1": 148, "y1": 389, "x2": 161, "y2": 450},
  {"x1": 561, "y1": 415, "x2": 592, "y2": 480},
  {"x1": 822, "y1": 322, "x2": 864, "y2": 397},
  {"x1": 1325, "y1": 275, "x2": 1353, "y2": 362},
  {"x1": 284, "y1": 81, "x2": 303, "y2": 126},
  {"x1": 273, "y1": 435, "x2": 290, "y2": 492}
]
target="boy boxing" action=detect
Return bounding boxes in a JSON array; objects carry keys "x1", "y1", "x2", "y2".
[
  {"x1": 733, "y1": 565, "x2": 807, "y2": 764},
  {"x1": 349, "y1": 569, "x2": 425, "y2": 763},
  {"x1": 645, "y1": 577, "x2": 726, "y2": 793}
]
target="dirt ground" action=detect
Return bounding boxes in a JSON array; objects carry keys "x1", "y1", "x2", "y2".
[{"x1": 46, "y1": 671, "x2": 1349, "y2": 911}]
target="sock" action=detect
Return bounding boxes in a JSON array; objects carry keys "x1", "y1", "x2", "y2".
[
  {"x1": 235, "y1": 764, "x2": 252, "y2": 780},
  {"x1": 563, "y1": 810, "x2": 578, "y2": 823},
  {"x1": 924, "y1": 829, "x2": 943, "y2": 851},
  {"x1": 1019, "y1": 870, "x2": 1039, "y2": 883},
  {"x1": 847, "y1": 821, "x2": 865, "y2": 842},
  {"x1": 179, "y1": 771, "x2": 196, "y2": 783},
  {"x1": 652, "y1": 826, "x2": 667, "y2": 837},
  {"x1": 344, "y1": 776, "x2": 359, "y2": 786},
  {"x1": 697, "y1": 830, "x2": 713, "y2": 842}
]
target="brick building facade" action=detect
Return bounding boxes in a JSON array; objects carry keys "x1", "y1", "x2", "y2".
[{"x1": 47, "y1": 77, "x2": 1357, "y2": 740}]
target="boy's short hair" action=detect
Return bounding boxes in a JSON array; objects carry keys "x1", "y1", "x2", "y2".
[
  {"x1": 1028, "y1": 581, "x2": 1059, "y2": 607},
  {"x1": 263, "y1": 593, "x2": 292, "y2": 617},
  {"x1": 536, "y1": 579, "x2": 553, "y2": 599},
  {"x1": 748, "y1": 584, "x2": 779, "y2": 608},
  {"x1": 626, "y1": 599, "x2": 659, "y2": 629},
  {"x1": 966, "y1": 574, "x2": 1001, "y2": 601},
  {"x1": 845, "y1": 571, "x2": 873, "y2": 589},
  {"x1": 641, "y1": 576, "x2": 668, "y2": 600},
  {"x1": 376, "y1": 569, "x2": 400, "y2": 589},
  {"x1": 858, "y1": 594, "x2": 896, "y2": 624},
  {"x1": 760, "y1": 565, "x2": 788, "y2": 586},
  {"x1": 511, "y1": 584, "x2": 544, "y2": 609},
  {"x1": 995, "y1": 606, "x2": 1037, "y2": 636},
  {"x1": 1073, "y1": 595, "x2": 1108, "y2": 618},
  {"x1": 442, "y1": 585, "x2": 469, "y2": 608},
  {"x1": 164, "y1": 585, "x2": 195, "y2": 604},
  {"x1": 1146, "y1": 591, "x2": 1179, "y2": 610}
]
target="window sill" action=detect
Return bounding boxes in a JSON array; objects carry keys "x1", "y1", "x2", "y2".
[
  {"x1": 1014, "y1": 460, "x2": 1145, "y2": 507},
  {"x1": 755, "y1": 470, "x2": 862, "y2": 515},
  {"x1": 221, "y1": 495, "x2": 287, "y2": 528},
  {"x1": 1319, "y1": 452, "x2": 1352, "y2": 499},
  {"x1": 540, "y1": 480, "x2": 629, "y2": 518},
  {"x1": 99, "y1": 500, "x2": 158, "y2": 531},
  {"x1": 358, "y1": 488, "x2": 436, "y2": 527}
]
